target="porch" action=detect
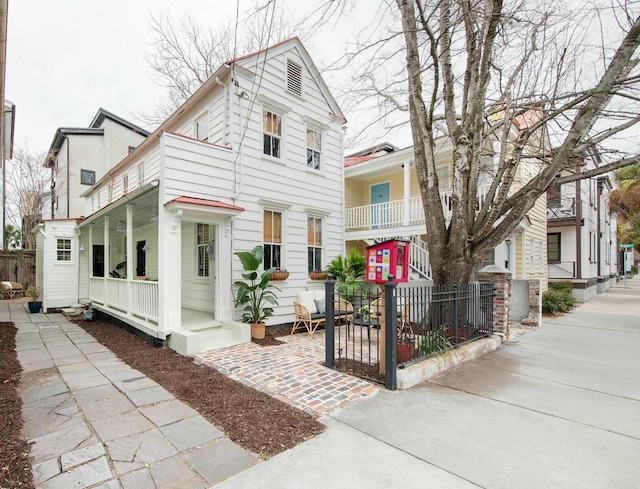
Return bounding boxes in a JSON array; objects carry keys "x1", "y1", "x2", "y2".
[{"x1": 344, "y1": 186, "x2": 490, "y2": 239}]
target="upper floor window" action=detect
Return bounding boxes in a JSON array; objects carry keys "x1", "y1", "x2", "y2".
[
  {"x1": 286, "y1": 60, "x2": 302, "y2": 96},
  {"x1": 263, "y1": 110, "x2": 282, "y2": 158},
  {"x1": 263, "y1": 210, "x2": 282, "y2": 269},
  {"x1": 122, "y1": 175, "x2": 129, "y2": 195},
  {"x1": 194, "y1": 113, "x2": 209, "y2": 142},
  {"x1": 196, "y1": 223, "x2": 211, "y2": 278},
  {"x1": 57, "y1": 239, "x2": 71, "y2": 262},
  {"x1": 138, "y1": 164, "x2": 145, "y2": 187},
  {"x1": 80, "y1": 169, "x2": 95, "y2": 185},
  {"x1": 307, "y1": 216, "x2": 322, "y2": 272},
  {"x1": 306, "y1": 129, "x2": 322, "y2": 170},
  {"x1": 108, "y1": 183, "x2": 114, "y2": 203}
]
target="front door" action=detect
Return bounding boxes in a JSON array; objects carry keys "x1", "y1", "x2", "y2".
[{"x1": 370, "y1": 182, "x2": 390, "y2": 228}]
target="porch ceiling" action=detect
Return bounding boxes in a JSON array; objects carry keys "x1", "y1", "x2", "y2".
[{"x1": 80, "y1": 187, "x2": 159, "y2": 230}]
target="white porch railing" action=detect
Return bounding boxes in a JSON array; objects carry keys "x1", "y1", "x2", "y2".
[
  {"x1": 410, "y1": 236, "x2": 431, "y2": 279},
  {"x1": 90, "y1": 277, "x2": 159, "y2": 322},
  {"x1": 346, "y1": 187, "x2": 490, "y2": 231}
]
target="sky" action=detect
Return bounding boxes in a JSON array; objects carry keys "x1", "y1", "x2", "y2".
[{"x1": 6, "y1": 0, "x2": 389, "y2": 156}]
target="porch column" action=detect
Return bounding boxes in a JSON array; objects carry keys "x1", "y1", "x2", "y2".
[
  {"x1": 403, "y1": 161, "x2": 411, "y2": 226},
  {"x1": 158, "y1": 208, "x2": 182, "y2": 335},
  {"x1": 126, "y1": 204, "x2": 134, "y2": 314},
  {"x1": 88, "y1": 225, "x2": 93, "y2": 298},
  {"x1": 103, "y1": 216, "x2": 110, "y2": 305}
]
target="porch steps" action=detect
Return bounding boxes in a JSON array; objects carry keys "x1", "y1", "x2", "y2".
[
  {"x1": 62, "y1": 303, "x2": 85, "y2": 315},
  {"x1": 168, "y1": 320, "x2": 250, "y2": 356}
]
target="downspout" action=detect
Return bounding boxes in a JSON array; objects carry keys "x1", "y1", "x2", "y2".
[
  {"x1": 66, "y1": 134, "x2": 70, "y2": 218},
  {"x1": 231, "y1": 72, "x2": 245, "y2": 199}
]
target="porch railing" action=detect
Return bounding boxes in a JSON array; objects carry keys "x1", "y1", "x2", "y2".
[
  {"x1": 345, "y1": 186, "x2": 490, "y2": 231},
  {"x1": 548, "y1": 262, "x2": 576, "y2": 279},
  {"x1": 90, "y1": 277, "x2": 159, "y2": 322},
  {"x1": 547, "y1": 197, "x2": 576, "y2": 220}
]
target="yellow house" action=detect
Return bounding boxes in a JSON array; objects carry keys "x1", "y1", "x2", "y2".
[{"x1": 344, "y1": 135, "x2": 548, "y2": 288}]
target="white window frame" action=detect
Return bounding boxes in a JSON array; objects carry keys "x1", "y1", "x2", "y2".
[
  {"x1": 122, "y1": 175, "x2": 128, "y2": 195},
  {"x1": 263, "y1": 109, "x2": 283, "y2": 159},
  {"x1": 529, "y1": 238, "x2": 534, "y2": 274},
  {"x1": 194, "y1": 112, "x2": 209, "y2": 142},
  {"x1": 537, "y1": 240, "x2": 543, "y2": 271},
  {"x1": 263, "y1": 210, "x2": 283, "y2": 270},
  {"x1": 307, "y1": 216, "x2": 323, "y2": 273},
  {"x1": 306, "y1": 127, "x2": 322, "y2": 170},
  {"x1": 56, "y1": 238, "x2": 72, "y2": 263},
  {"x1": 138, "y1": 164, "x2": 145, "y2": 187},
  {"x1": 196, "y1": 223, "x2": 211, "y2": 279}
]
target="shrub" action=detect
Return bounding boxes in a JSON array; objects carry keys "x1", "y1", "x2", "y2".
[
  {"x1": 542, "y1": 288, "x2": 576, "y2": 314},
  {"x1": 548, "y1": 281, "x2": 573, "y2": 293}
]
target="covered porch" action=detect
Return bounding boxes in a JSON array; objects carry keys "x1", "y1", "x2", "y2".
[{"x1": 77, "y1": 185, "x2": 248, "y2": 352}]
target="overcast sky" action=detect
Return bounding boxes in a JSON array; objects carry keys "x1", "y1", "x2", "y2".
[{"x1": 6, "y1": 0, "x2": 379, "y2": 156}]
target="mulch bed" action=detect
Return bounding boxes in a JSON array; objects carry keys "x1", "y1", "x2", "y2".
[
  {"x1": 73, "y1": 318, "x2": 325, "y2": 458},
  {"x1": 0, "y1": 322, "x2": 34, "y2": 489}
]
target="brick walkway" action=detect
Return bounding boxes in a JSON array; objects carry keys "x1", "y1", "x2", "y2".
[{"x1": 194, "y1": 330, "x2": 380, "y2": 415}]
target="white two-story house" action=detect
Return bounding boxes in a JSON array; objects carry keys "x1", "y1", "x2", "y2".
[
  {"x1": 43, "y1": 108, "x2": 150, "y2": 220},
  {"x1": 546, "y1": 150, "x2": 618, "y2": 301},
  {"x1": 34, "y1": 38, "x2": 346, "y2": 354}
]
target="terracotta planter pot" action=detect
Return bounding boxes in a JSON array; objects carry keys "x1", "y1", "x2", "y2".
[
  {"x1": 309, "y1": 271, "x2": 328, "y2": 280},
  {"x1": 250, "y1": 323, "x2": 266, "y2": 339},
  {"x1": 397, "y1": 342, "x2": 415, "y2": 363}
]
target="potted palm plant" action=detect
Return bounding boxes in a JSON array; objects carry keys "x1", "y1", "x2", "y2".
[
  {"x1": 234, "y1": 246, "x2": 280, "y2": 339},
  {"x1": 26, "y1": 285, "x2": 42, "y2": 313}
]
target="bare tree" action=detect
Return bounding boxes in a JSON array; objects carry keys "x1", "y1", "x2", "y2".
[
  {"x1": 141, "y1": 3, "x2": 308, "y2": 125},
  {"x1": 389, "y1": 0, "x2": 640, "y2": 284},
  {"x1": 5, "y1": 144, "x2": 48, "y2": 250},
  {"x1": 323, "y1": 0, "x2": 637, "y2": 285}
]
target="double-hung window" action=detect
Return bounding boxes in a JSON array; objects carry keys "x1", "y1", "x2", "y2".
[
  {"x1": 194, "y1": 113, "x2": 209, "y2": 142},
  {"x1": 196, "y1": 223, "x2": 210, "y2": 278},
  {"x1": 306, "y1": 129, "x2": 322, "y2": 170},
  {"x1": 57, "y1": 239, "x2": 71, "y2": 262},
  {"x1": 263, "y1": 211, "x2": 282, "y2": 269},
  {"x1": 263, "y1": 110, "x2": 282, "y2": 158},
  {"x1": 547, "y1": 233, "x2": 560, "y2": 262},
  {"x1": 307, "y1": 217, "x2": 322, "y2": 272}
]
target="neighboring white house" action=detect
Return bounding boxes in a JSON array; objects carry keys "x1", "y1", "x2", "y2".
[
  {"x1": 35, "y1": 38, "x2": 346, "y2": 355},
  {"x1": 42, "y1": 108, "x2": 150, "y2": 220},
  {"x1": 546, "y1": 151, "x2": 618, "y2": 301}
]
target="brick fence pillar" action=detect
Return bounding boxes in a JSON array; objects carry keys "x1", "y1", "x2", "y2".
[{"x1": 478, "y1": 265, "x2": 511, "y2": 338}]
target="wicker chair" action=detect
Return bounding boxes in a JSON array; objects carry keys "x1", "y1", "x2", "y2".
[
  {"x1": 1, "y1": 281, "x2": 24, "y2": 299},
  {"x1": 292, "y1": 298, "x2": 354, "y2": 337},
  {"x1": 292, "y1": 299, "x2": 326, "y2": 337}
]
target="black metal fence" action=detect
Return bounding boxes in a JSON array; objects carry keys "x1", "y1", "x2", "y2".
[{"x1": 325, "y1": 279, "x2": 494, "y2": 390}]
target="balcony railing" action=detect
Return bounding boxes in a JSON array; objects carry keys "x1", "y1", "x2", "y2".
[
  {"x1": 547, "y1": 197, "x2": 576, "y2": 220},
  {"x1": 90, "y1": 277, "x2": 159, "y2": 321},
  {"x1": 345, "y1": 186, "x2": 489, "y2": 231}
]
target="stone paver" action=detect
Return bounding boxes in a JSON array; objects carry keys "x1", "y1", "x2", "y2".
[
  {"x1": 6, "y1": 301, "x2": 259, "y2": 488},
  {"x1": 195, "y1": 330, "x2": 380, "y2": 414}
]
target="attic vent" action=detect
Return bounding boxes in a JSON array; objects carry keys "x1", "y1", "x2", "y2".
[{"x1": 286, "y1": 60, "x2": 302, "y2": 96}]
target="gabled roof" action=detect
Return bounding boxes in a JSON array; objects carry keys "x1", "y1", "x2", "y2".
[
  {"x1": 45, "y1": 109, "x2": 149, "y2": 166},
  {"x1": 229, "y1": 37, "x2": 346, "y2": 125},
  {"x1": 89, "y1": 108, "x2": 150, "y2": 137},
  {"x1": 91, "y1": 38, "x2": 346, "y2": 191}
]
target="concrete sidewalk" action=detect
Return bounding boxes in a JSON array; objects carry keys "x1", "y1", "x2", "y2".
[
  {"x1": 216, "y1": 278, "x2": 640, "y2": 489},
  {"x1": 5, "y1": 303, "x2": 257, "y2": 488}
]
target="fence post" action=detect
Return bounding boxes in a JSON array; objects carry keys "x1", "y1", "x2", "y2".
[
  {"x1": 384, "y1": 276, "x2": 397, "y2": 390},
  {"x1": 452, "y1": 284, "x2": 459, "y2": 340},
  {"x1": 325, "y1": 278, "x2": 336, "y2": 369},
  {"x1": 477, "y1": 265, "x2": 511, "y2": 338}
]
